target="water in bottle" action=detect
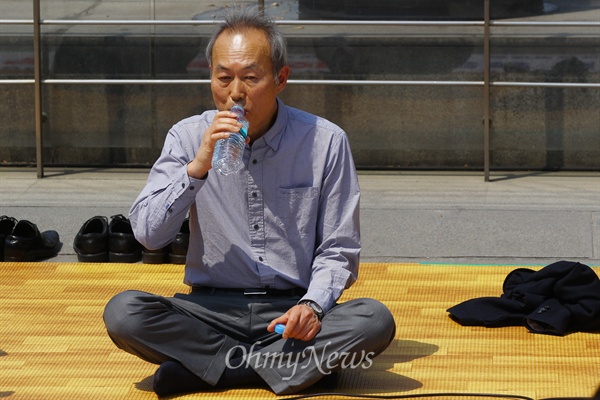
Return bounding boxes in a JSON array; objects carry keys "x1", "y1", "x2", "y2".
[{"x1": 212, "y1": 104, "x2": 249, "y2": 176}]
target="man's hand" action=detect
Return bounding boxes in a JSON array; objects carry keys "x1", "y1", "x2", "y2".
[
  {"x1": 268, "y1": 304, "x2": 321, "y2": 341},
  {"x1": 187, "y1": 110, "x2": 244, "y2": 179}
]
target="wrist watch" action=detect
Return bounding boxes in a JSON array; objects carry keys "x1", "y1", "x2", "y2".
[{"x1": 299, "y1": 300, "x2": 324, "y2": 321}]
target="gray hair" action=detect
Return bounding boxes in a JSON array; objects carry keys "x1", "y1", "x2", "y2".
[{"x1": 205, "y1": 6, "x2": 288, "y2": 82}]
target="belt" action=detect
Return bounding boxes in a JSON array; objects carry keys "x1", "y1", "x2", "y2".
[{"x1": 191, "y1": 286, "x2": 306, "y2": 297}]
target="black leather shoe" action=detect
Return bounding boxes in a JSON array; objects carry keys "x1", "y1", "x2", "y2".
[
  {"x1": 109, "y1": 214, "x2": 141, "y2": 263},
  {"x1": 73, "y1": 216, "x2": 109, "y2": 262},
  {"x1": 142, "y1": 245, "x2": 169, "y2": 264},
  {"x1": 0, "y1": 215, "x2": 18, "y2": 261},
  {"x1": 4, "y1": 220, "x2": 61, "y2": 262},
  {"x1": 169, "y1": 218, "x2": 189, "y2": 264}
]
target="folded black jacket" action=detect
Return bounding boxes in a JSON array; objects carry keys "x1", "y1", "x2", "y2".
[{"x1": 447, "y1": 260, "x2": 600, "y2": 335}]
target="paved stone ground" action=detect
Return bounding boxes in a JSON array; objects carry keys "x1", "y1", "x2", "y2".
[{"x1": 1, "y1": 168, "x2": 598, "y2": 265}]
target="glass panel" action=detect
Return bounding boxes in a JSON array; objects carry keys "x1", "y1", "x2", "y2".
[
  {"x1": 0, "y1": 0, "x2": 33, "y2": 20},
  {"x1": 281, "y1": 85, "x2": 484, "y2": 169},
  {"x1": 490, "y1": 26, "x2": 600, "y2": 84},
  {"x1": 153, "y1": 25, "x2": 213, "y2": 80},
  {"x1": 34, "y1": 1, "x2": 483, "y2": 81},
  {"x1": 292, "y1": 0, "x2": 598, "y2": 21},
  {"x1": 6, "y1": 83, "x2": 482, "y2": 168},
  {"x1": 43, "y1": 24, "x2": 213, "y2": 79},
  {"x1": 495, "y1": 0, "x2": 600, "y2": 22},
  {"x1": 0, "y1": 84, "x2": 36, "y2": 163},
  {"x1": 42, "y1": 83, "x2": 213, "y2": 157},
  {"x1": 294, "y1": 0, "x2": 549, "y2": 21},
  {"x1": 280, "y1": 25, "x2": 483, "y2": 81},
  {"x1": 40, "y1": 0, "x2": 153, "y2": 20},
  {"x1": 39, "y1": 0, "x2": 261, "y2": 21},
  {"x1": 158, "y1": 0, "x2": 257, "y2": 20},
  {"x1": 0, "y1": 0, "x2": 34, "y2": 165},
  {"x1": 1, "y1": 0, "x2": 599, "y2": 170},
  {"x1": 490, "y1": 86, "x2": 600, "y2": 170},
  {"x1": 0, "y1": 0, "x2": 34, "y2": 80},
  {"x1": 41, "y1": 23, "x2": 483, "y2": 81},
  {"x1": 0, "y1": 25, "x2": 33, "y2": 80},
  {"x1": 44, "y1": 25, "x2": 153, "y2": 79}
]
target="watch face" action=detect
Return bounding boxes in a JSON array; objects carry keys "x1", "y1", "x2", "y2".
[{"x1": 311, "y1": 302, "x2": 323, "y2": 314}]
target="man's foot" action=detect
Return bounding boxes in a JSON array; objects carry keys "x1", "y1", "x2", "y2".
[{"x1": 152, "y1": 360, "x2": 210, "y2": 397}]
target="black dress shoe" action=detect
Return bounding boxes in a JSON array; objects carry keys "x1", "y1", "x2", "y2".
[
  {"x1": 109, "y1": 214, "x2": 141, "y2": 263},
  {"x1": 4, "y1": 220, "x2": 61, "y2": 262},
  {"x1": 73, "y1": 216, "x2": 109, "y2": 262},
  {"x1": 169, "y1": 218, "x2": 189, "y2": 264},
  {"x1": 142, "y1": 245, "x2": 169, "y2": 264},
  {"x1": 0, "y1": 215, "x2": 18, "y2": 261}
]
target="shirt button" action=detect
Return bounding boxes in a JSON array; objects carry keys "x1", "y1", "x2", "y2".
[
  {"x1": 259, "y1": 256, "x2": 264, "y2": 262},
  {"x1": 254, "y1": 224, "x2": 259, "y2": 230},
  {"x1": 189, "y1": 186, "x2": 195, "y2": 190},
  {"x1": 252, "y1": 192, "x2": 257, "y2": 197},
  {"x1": 181, "y1": 183, "x2": 185, "y2": 188},
  {"x1": 252, "y1": 159, "x2": 258, "y2": 164}
]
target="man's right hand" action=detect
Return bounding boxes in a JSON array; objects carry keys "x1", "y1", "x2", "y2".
[
  {"x1": 267, "y1": 304, "x2": 322, "y2": 341},
  {"x1": 186, "y1": 110, "x2": 244, "y2": 179}
]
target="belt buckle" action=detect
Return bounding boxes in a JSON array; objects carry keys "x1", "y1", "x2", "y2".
[{"x1": 244, "y1": 288, "x2": 267, "y2": 295}]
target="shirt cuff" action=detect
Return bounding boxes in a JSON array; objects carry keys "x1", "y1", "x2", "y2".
[
  {"x1": 162, "y1": 166, "x2": 204, "y2": 213},
  {"x1": 300, "y1": 288, "x2": 336, "y2": 315},
  {"x1": 525, "y1": 298, "x2": 570, "y2": 336}
]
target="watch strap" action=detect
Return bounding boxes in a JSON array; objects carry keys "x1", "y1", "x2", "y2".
[{"x1": 298, "y1": 300, "x2": 324, "y2": 321}]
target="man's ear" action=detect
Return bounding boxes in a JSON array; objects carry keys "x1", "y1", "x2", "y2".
[{"x1": 275, "y1": 66, "x2": 290, "y2": 93}]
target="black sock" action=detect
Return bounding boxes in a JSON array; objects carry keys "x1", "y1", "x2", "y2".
[
  {"x1": 152, "y1": 360, "x2": 210, "y2": 397},
  {"x1": 218, "y1": 343, "x2": 263, "y2": 388}
]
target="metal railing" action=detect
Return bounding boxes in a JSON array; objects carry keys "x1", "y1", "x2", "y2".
[{"x1": 1, "y1": 0, "x2": 599, "y2": 179}]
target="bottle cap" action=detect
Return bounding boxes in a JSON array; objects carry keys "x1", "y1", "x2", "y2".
[
  {"x1": 274, "y1": 324, "x2": 285, "y2": 335},
  {"x1": 231, "y1": 104, "x2": 245, "y2": 115}
]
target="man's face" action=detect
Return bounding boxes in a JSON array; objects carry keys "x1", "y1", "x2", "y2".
[{"x1": 210, "y1": 28, "x2": 289, "y2": 141}]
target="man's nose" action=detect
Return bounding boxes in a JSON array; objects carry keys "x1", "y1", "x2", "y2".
[{"x1": 230, "y1": 78, "x2": 246, "y2": 101}]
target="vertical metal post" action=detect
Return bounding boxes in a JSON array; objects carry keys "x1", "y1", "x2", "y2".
[
  {"x1": 483, "y1": 0, "x2": 491, "y2": 181},
  {"x1": 150, "y1": 0, "x2": 157, "y2": 149},
  {"x1": 258, "y1": 0, "x2": 265, "y2": 15},
  {"x1": 33, "y1": 0, "x2": 44, "y2": 178}
]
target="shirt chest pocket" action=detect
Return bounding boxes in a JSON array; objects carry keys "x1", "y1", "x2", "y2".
[{"x1": 276, "y1": 187, "x2": 320, "y2": 234}]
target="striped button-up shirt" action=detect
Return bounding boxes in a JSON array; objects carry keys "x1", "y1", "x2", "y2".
[{"x1": 130, "y1": 98, "x2": 360, "y2": 313}]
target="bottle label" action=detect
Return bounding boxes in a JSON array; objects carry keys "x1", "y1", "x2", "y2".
[{"x1": 238, "y1": 122, "x2": 249, "y2": 139}]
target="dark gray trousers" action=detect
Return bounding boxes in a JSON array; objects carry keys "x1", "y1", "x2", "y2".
[{"x1": 103, "y1": 289, "x2": 395, "y2": 395}]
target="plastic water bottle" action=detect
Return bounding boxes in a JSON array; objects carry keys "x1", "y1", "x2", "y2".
[{"x1": 212, "y1": 104, "x2": 249, "y2": 176}]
